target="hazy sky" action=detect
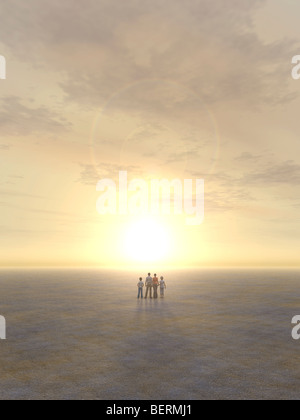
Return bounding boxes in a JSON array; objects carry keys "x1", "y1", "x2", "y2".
[{"x1": 0, "y1": 0, "x2": 300, "y2": 267}]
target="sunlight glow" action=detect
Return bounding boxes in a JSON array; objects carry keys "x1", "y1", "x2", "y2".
[{"x1": 123, "y1": 218, "x2": 171, "y2": 263}]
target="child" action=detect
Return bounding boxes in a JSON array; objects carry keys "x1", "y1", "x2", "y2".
[
  {"x1": 137, "y1": 277, "x2": 144, "y2": 299},
  {"x1": 159, "y1": 276, "x2": 166, "y2": 297}
]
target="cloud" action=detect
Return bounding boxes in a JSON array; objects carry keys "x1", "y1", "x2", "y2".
[
  {"x1": 0, "y1": 174, "x2": 25, "y2": 186},
  {"x1": 0, "y1": 0, "x2": 297, "y2": 178},
  {"x1": 8, "y1": 175, "x2": 24, "y2": 180},
  {"x1": 241, "y1": 160, "x2": 300, "y2": 185},
  {"x1": 0, "y1": 144, "x2": 11, "y2": 150},
  {"x1": 0, "y1": 0, "x2": 297, "y2": 111},
  {"x1": 58, "y1": 1, "x2": 297, "y2": 110},
  {"x1": 191, "y1": 156, "x2": 300, "y2": 215},
  {"x1": 77, "y1": 162, "x2": 142, "y2": 186},
  {"x1": 234, "y1": 152, "x2": 264, "y2": 162},
  {"x1": 0, "y1": 189, "x2": 44, "y2": 199},
  {"x1": 0, "y1": 96, "x2": 71, "y2": 136},
  {"x1": 0, "y1": 200, "x2": 105, "y2": 227}
]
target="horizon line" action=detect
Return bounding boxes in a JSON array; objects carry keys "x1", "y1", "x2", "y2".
[{"x1": 1, "y1": 265, "x2": 300, "y2": 270}]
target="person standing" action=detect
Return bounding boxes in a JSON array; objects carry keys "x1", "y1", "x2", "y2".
[
  {"x1": 159, "y1": 276, "x2": 166, "y2": 297},
  {"x1": 153, "y1": 274, "x2": 159, "y2": 299},
  {"x1": 145, "y1": 273, "x2": 153, "y2": 299},
  {"x1": 137, "y1": 277, "x2": 144, "y2": 299}
]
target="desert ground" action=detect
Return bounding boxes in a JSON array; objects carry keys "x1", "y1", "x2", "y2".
[{"x1": 0, "y1": 268, "x2": 299, "y2": 400}]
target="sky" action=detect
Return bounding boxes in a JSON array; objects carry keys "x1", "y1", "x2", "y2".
[{"x1": 0, "y1": 0, "x2": 300, "y2": 267}]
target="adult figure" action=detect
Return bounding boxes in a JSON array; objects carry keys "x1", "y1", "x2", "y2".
[
  {"x1": 145, "y1": 273, "x2": 153, "y2": 299},
  {"x1": 153, "y1": 274, "x2": 159, "y2": 299}
]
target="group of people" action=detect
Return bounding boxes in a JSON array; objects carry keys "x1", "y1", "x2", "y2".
[{"x1": 137, "y1": 273, "x2": 166, "y2": 299}]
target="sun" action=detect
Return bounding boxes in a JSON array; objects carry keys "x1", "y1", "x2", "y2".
[{"x1": 123, "y1": 218, "x2": 171, "y2": 263}]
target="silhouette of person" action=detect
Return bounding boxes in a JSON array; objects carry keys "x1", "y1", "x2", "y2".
[
  {"x1": 153, "y1": 274, "x2": 159, "y2": 299},
  {"x1": 145, "y1": 273, "x2": 153, "y2": 299},
  {"x1": 159, "y1": 276, "x2": 166, "y2": 297},
  {"x1": 137, "y1": 277, "x2": 144, "y2": 299}
]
